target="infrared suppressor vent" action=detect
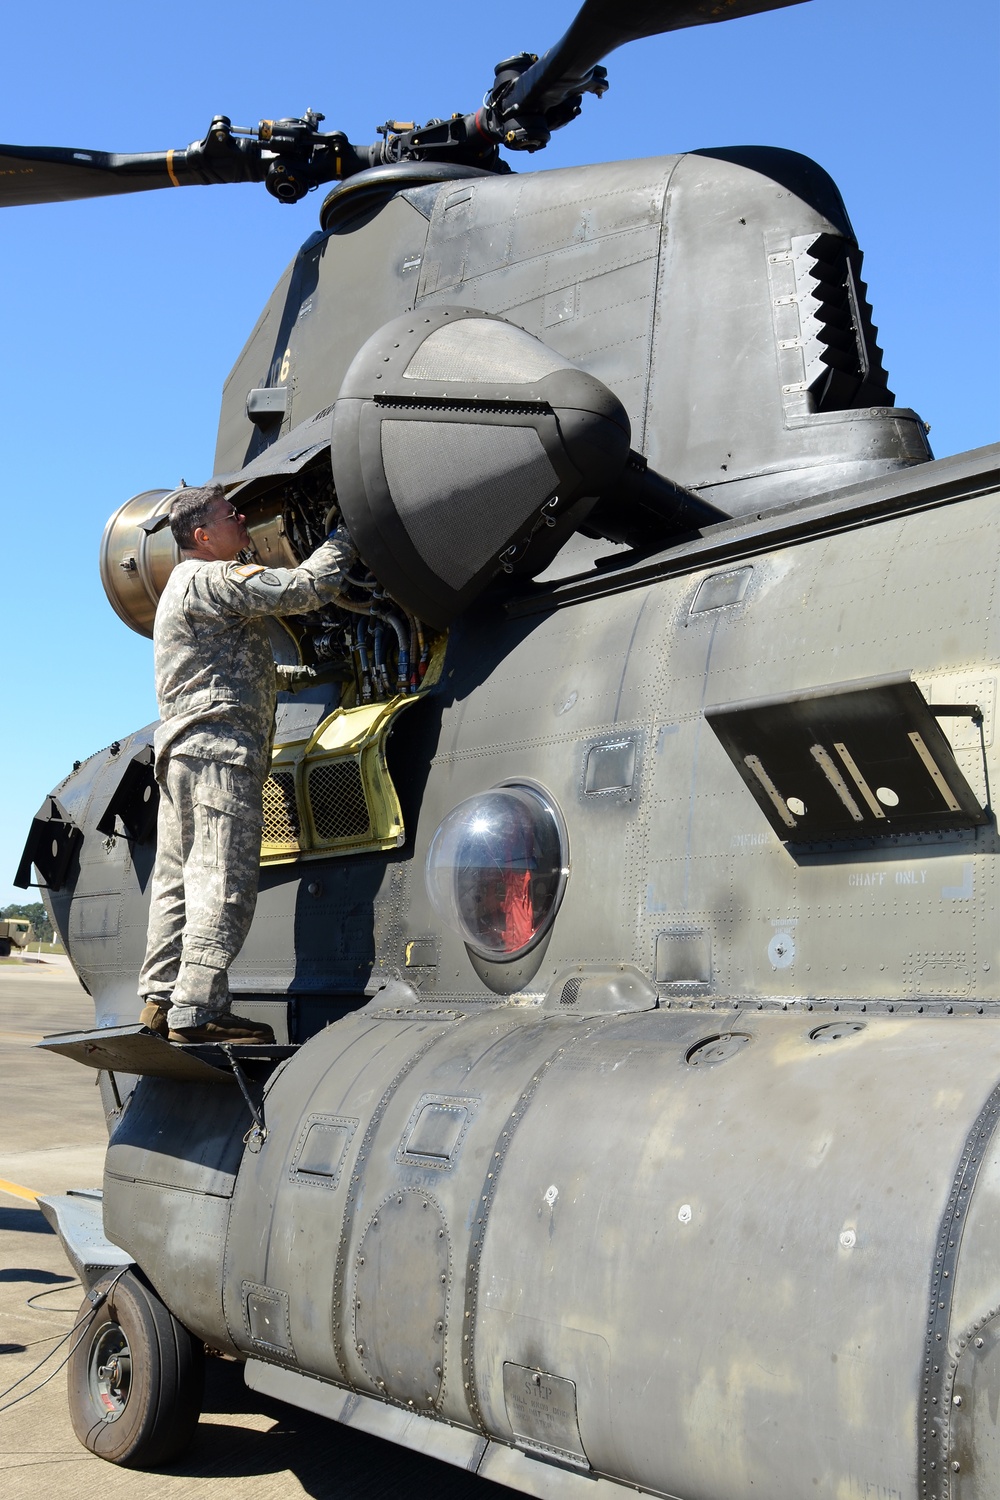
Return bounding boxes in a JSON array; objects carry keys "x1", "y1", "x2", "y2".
[{"x1": 791, "y1": 232, "x2": 892, "y2": 413}]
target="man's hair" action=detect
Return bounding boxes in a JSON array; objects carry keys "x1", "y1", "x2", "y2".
[{"x1": 169, "y1": 483, "x2": 227, "y2": 550}]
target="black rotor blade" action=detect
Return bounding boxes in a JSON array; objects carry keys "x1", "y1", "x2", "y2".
[
  {"x1": 505, "y1": 0, "x2": 810, "y2": 118},
  {"x1": 0, "y1": 140, "x2": 260, "y2": 209}
]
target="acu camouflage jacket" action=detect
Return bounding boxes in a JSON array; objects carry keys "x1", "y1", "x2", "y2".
[{"x1": 152, "y1": 536, "x2": 353, "y2": 779}]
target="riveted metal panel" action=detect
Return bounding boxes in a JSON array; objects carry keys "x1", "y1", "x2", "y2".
[
  {"x1": 951, "y1": 1311, "x2": 1000, "y2": 1499},
  {"x1": 397, "y1": 1095, "x2": 478, "y2": 1169},
  {"x1": 503, "y1": 1363, "x2": 588, "y2": 1469},
  {"x1": 288, "y1": 1114, "x2": 357, "y2": 1188},
  {"x1": 222, "y1": 1012, "x2": 457, "y2": 1379},
  {"x1": 469, "y1": 1011, "x2": 1000, "y2": 1498},
  {"x1": 244, "y1": 1283, "x2": 294, "y2": 1360},
  {"x1": 354, "y1": 1189, "x2": 450, "y2": 1408}
]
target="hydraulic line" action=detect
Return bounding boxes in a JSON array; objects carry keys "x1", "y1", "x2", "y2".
[
  {"x1": 372, "y1": 620, "x2": 387, "y2": 697},
  {"x1": 408, "y1": 613, "x2": 419, "y2": 691},
  {"x1": 371, "y1": 608, "x2": 410, "y2": 692},
  {"x1": 355, "y1": 617, "x2": 372, "y2": 702}
]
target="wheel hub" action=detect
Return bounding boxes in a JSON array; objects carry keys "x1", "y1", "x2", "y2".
[{"x1": 90, "y1": 1324, "x2": 132, "y2": 1421}]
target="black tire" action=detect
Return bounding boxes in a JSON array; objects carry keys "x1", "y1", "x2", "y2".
[
  {"x1": 67, "y1": 1270, "x2": 205, "y2": 1467},
  {"x1": 0, "y1": 939, "x2": 11, "y2": 957}
]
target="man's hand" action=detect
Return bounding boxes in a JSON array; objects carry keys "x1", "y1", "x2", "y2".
[{"x1": 327, "y1": 522, "x2": 358, "y2": 564}]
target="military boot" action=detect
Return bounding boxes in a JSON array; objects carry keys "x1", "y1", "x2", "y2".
[
  {"x1": 138, "y1": 1000, "x2": 169, "y2": 1038},
  {"x1": 169, "y1": 1011, "x2": 276, "y2": 1045}
]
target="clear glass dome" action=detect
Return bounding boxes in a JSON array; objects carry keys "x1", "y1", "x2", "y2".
[{"x1": 425, "y1": 784, "x2": 568, "y2": 960}]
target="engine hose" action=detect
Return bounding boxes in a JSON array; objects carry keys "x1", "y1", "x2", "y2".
[
  {"x1": 372, "y1": 620, "x2": 387, "y2": 697},
  {"x1": 331, "y1": 591, "x2": 375, "y2": 615},
  {"x1": 372, "y1": 609, "x2": 410, "y2": 693},
  {"x1": 408, "y1": 615, "x2": 419, "y2": 691},
  {"x1": 355, "y1": 617, "x2": 372, "y2": 702}
]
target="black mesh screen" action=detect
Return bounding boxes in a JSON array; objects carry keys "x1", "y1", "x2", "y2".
[
  {"x1": 380, "y1": 420, "x2": 557, "y2": 588},
  {"x1": 308, "y1": 759, "x2": 371, "y2": 840},
  {"x1": 262, "y1": 770, "x2": 300, "y2": 845}
]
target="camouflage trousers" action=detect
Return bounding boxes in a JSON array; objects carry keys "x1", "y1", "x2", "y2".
[{"x1": 137, "y1": 754, "x2": 264, "y2": 1029}]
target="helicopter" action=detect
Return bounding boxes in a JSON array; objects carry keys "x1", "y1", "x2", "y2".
[{"x1": 7, "y1": 0, "x2": 1000, "y2": 1495}]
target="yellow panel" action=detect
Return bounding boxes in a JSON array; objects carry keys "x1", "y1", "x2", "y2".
[{"x1": 260, "y1": 637, "x2": 446, "y2": 865}]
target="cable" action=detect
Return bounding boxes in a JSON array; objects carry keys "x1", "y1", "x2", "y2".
[
  {"x1": 4, "y1": 1328, "x2": 82, "y2": 1352},
  {"x1": 0, "y1": 1309, "x2": 95, "y2": 1404},
  {"x1": 0, "y1": 1267, "x2": 129, "y2": 1413},
  {"x1": 26, "y1": 1280, "x2": 81, "y2": 1312},
  {"x1": 0, "y1": 1317, "x2": 98, "y2": 1414}
]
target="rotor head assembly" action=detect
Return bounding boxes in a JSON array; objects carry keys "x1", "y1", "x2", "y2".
[{"x1": 0, "y1": 1, "x2": 809, "y2": 209}]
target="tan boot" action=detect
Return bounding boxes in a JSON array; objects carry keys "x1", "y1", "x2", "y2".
[
  {"x1": 169, "y1": 1012, "x2": 276, "y2": 1045},
  {"x1": 138, "y1": 1000, "x2": 169, "y2": 1038}
]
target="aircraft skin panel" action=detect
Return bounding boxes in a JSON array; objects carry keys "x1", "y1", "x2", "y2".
[
  {"x1": 102, "y1": 996, "x2": 1000, "y2": 1499},
  {"x1": 394, "y1": 457, "x2": 1000, "y2": 1011},
  {"x1": 15, "y1": 0, "x2": 996, "y2": 1484},
  {"x1": 215, "y1": 148, "x2": 928, "y2": 520},
  {"x1": 42, "y1": 447, "x2": 1000, "y2": 1021}
]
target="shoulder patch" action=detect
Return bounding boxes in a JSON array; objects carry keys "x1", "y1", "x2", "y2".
[{"x1": 230, "y1": 563, "x2": 266, "y2": 580}]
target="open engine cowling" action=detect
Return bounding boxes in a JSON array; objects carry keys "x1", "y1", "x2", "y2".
[{"x1": 99, "y1": 488, "x2": 183, "y2": 637}]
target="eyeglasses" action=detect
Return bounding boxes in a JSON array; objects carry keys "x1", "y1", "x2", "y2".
[{"x1": 214, "y1": 507, "x2": 242, "y2": 523}]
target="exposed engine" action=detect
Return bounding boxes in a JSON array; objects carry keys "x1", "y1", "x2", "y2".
[{"x1": 99, "y1": 456, "x2": 433, "y2": 707}]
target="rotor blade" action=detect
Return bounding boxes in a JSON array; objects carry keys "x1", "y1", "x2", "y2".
[
  {"x1": 505, "y1": 0, "x2": 811, "y2": 118},
  {"x1": 0, "y1": 141, "x2": 260, "y2": 209}
]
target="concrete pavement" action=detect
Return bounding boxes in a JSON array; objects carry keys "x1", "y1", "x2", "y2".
[{"x1": 0, "y1": 966, "x2": 503, "y2": 1499}]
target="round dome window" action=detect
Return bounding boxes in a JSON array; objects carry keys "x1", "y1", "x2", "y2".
[{"x1": 425, "y1": 784, "x2": 568, "y2": 961}]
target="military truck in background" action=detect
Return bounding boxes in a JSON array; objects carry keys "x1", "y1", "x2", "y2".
[{"x1": 0, "y1": 917, "x2": 34, "y2": 957}]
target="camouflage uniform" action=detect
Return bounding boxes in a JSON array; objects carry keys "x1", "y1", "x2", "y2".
[{"x1": 138, "y1": 538, "x2": 352, "y2": 1030}]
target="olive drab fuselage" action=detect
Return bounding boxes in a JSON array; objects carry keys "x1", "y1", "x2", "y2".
[{"x1": 30, "y1": 137, "x2": 1000, "y2": 1500}]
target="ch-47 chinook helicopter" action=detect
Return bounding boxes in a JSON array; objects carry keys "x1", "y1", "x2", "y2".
[{"x1": 8, "y1": 0, "x2": 1000, "y2": 1495}]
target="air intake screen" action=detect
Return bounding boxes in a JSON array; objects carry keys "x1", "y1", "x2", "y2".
[
  {"x1": 262, "y1": 771, "x2": 300, "y2": 846},
  {"x1": 333, "y1": 305, "x2": 631, "y2": 625},
  {"x1": 380, "y1": 420, "x2": 557, "y2": 587},
  {"x1": 308, "y1": 760, "x2": 370, "y2": 840}
]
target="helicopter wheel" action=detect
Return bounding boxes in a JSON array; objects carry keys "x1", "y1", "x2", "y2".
[{"x1": 67, "y1": 1270, "x2": 205, "y2": 1466}]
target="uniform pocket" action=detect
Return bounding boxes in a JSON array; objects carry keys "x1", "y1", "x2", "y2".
[
  {"x1": 193, "y1": 776, "x2": 264, "y2": 868},
  {"x1": 194, "y1": 800, "x2": 227, "y2": 868}
]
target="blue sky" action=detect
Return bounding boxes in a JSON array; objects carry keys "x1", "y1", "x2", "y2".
[{"x1": 1, "y1": 0, "x2": 997, "y2": 903}]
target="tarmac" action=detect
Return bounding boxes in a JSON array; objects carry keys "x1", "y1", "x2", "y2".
[{"x1": 0, "y1": 962, "x2": 503, "y2": 1499}]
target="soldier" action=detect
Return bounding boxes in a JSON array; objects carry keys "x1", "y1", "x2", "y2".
[{"x1": 138, "y1": 482, "x2": 355, "y2": 1043}]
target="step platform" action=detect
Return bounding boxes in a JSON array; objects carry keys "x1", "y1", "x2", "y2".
[{"x1": 37, "y1": 1023, "x2": 297, "y2": 1085}]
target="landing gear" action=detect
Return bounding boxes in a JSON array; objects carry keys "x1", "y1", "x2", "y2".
[{"x1": 67, "y1": 1270, "x2": 204, "y2": 1466}]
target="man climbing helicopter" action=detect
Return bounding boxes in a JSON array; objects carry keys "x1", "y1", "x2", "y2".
[{"x1": 137, "y1": 483, "x2": 355, "y2": 1044}]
